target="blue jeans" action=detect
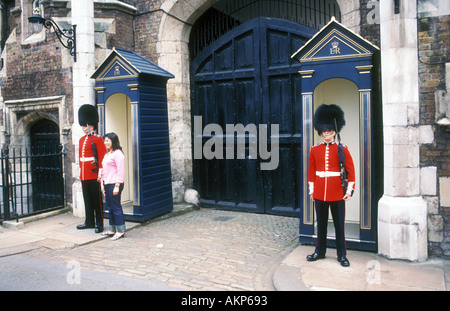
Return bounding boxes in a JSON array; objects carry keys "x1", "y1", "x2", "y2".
[{"x1": 103, "y1": 183, "x2": 126, "y2": 233}]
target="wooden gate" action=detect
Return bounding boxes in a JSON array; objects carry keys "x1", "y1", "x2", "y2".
[{"x1": 192, "y1": 17, "x2": 316, "y2": 216}]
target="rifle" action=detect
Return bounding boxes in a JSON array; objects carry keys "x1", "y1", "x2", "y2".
[
  {"x1": 87, "y1": 125, "x2": 99, "y2": 173},
  {"x1": 334, "y1": 119, "x2": 348, "y2": 196}
]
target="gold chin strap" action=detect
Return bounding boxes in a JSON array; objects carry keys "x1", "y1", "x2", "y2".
[{"x1": 322, "y1": 131, "x2": 336, "y2": 139}]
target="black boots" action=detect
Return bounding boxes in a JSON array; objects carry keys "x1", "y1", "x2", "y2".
[
  {"x1": 76, "y1": 224, "x2": 103, "y2": 233},
  {"x1": 337, "y1": 256, "x2": 350, "y2": 267},
  {"x1": 306, "y1": 253, "x2": 350, "y2": 267},
  {"x1": 306, "y1": 252, "x2": 325, "y2": 261}
]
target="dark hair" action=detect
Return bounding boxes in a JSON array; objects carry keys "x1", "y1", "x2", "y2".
[{"x1": 104, "y1": 132, "x2": 123, "y2": 152}]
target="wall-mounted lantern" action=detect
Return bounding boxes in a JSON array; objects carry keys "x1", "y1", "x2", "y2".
[{"x1": 28, "y1": 0, "x2": 77, "y2": 61}]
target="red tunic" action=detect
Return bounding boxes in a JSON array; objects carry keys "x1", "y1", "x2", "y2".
[
  {"x1": 308, "y1": 142, "x2": 355, "y2": 202},
  {"x1": 79, "y1": 134, "x2": 107, "y2": 181}
]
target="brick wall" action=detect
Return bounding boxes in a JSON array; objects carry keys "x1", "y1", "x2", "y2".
[
  {"x1": 133, "y1": 0, "x2": 163, "y2": 63},
  {"x1": 4, "y1": 4, "x2": 72, "y2": 101},
  {"x1": 418, "y1": 15, "x2": 450, "y2": 258},
  {"x1": 2, "y1": 3, "x2": 75, "y2": 202},
  {"x1": 359, "y1": 0, "x2": 381, "y2": 48},
  {"x1": 94, "y1": 4, "x2": 134, "y2": 51},
  {"x1": 418, "y1": 16, "x2": 449, "y2": 171},
  {"x1": 3, "y1": 40, "x2": 72, "y2": 101}
]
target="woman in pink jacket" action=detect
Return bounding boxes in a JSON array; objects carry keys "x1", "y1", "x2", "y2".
[{"x1": 100, "y1": 132, "x2": 126, "y2": 241}]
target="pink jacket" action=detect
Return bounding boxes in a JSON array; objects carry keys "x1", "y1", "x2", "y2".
[{"x1": 101, "y1": 149, "x2": 125, "y2": 185}]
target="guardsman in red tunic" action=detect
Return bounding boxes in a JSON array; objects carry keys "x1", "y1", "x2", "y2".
[
  {"x1": 306, "y1": 104, "x2": 355, "y2": 267},
  {"x1": 76, "y1": 105, "x2": 107, "y2": 233}
]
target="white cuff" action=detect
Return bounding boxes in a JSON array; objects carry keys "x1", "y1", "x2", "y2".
[
  {"x1": 308, "y1": 182, "x2": 314, "y2": 195},
  {"x1": 346, "y1": 182, "x2": 355, "y2": 196}
]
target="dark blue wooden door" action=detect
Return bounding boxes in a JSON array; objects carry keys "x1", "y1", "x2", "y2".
[
  {"x1": 192, "y1": 18, "x2": 315, "y2": 216},
  {"x1": 30, "y1": 119, "x2": 64, "y2": 211}
]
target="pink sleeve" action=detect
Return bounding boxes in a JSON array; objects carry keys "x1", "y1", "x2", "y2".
[{"x1": 115, "y1": 151, "x2": 125, "y2": 183}]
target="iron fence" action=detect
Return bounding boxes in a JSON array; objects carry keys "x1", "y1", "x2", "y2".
[{"x1": 1, "y1": 145, "x2": 65, "y2": 222}]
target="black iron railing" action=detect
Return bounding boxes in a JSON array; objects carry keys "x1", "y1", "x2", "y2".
[{"x1": 1, "y1": 145, "x2": 65, "y2": 222}]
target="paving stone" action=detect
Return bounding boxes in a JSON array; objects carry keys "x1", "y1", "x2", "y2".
[{"x1": 22, "y1": 208, "x2": 298, "y2": 290}]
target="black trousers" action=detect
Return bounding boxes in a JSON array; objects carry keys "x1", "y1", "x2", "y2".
[
  {"x1": 81, "y1": 179, "x2": 103, "y2": 228},
  {"x1": 314, "y1": 199, "x2": 346, "y2": 258}
]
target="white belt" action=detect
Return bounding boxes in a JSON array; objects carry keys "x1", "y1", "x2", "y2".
[
  {"x1": 316, "y1": 171, "x2": 340, "y2": 177},
  {"x1": 80, "y1": 157, "x2": 95, "y2": 162}
]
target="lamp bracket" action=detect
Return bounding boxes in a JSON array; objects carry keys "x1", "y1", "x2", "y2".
[{"x1": 42, "y1": 18, "x2": 77, "y2": 62}]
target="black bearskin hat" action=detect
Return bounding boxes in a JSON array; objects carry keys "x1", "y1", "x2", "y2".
[
  {"x1": 78, "y1": 104, "x2": 98, "y2": 128},
  {"x1": 314, "y1": 104, "x2": 345, "y2": 134}
]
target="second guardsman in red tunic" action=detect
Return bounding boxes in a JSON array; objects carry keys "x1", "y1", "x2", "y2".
[
  {"x1": 76, "y1": 104, "x2": 107, "y2": 233},
  {"x1": 306, "y1": 104, "x2": 355, "y2": 267}
]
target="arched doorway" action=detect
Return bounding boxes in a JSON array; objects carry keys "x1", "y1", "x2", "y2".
[
  {"x1": 314, "y1": 78, "x2": 360, "y2": 239},
  {"x1": 189, "y1": 0, "x2": 341, "y2": 59},
  {"x1": 30, "y1": 118, "x2": 64, "y2": 211},
  {"x1": 104, "y1": 93, "x2": 134, "y2": 209},
  {"x1": 157, "y1": 0, "x2": 349, "y2": 203},
  {"x1": 191, "y1": 17, "x2": 316, "y2": 216}
]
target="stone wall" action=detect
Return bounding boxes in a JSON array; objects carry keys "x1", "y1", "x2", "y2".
[
  {"x1": 132, "y1": 0, "x2": 163, "y2": 63},
  {"x1": 0, "y1": 1, "x2": 75, "y2": 203},
  {"x1": 378, "y1": 0, "x2": 428, "y2": 261},
  {"x1": 2, "y1": 4, "x2": 72, "y2": 102},
  {"x1": 0, "y1": 0, "x2": 139, "y2": 211},
  {"x1": 93, "y1": 0, "x2": 135, "y2": 59},
  {"x1": 418, "y1": 14, "x2": 450, "y2": 257}
]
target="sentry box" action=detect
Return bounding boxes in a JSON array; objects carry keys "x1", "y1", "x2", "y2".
[
  {"x1": 91, "y1": 48, "x2": 175, "y2": 222},
  {"x1": 291, "y1": 18, "x2": 381, "y2": 252}
]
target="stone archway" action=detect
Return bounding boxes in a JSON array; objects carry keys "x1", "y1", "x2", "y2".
[
  {"x1": 156, "y1": 0, "x2": 360, "y2": 201},
  {"x1": 4, "y1": 96, "x2": 68, "y2": 150}
]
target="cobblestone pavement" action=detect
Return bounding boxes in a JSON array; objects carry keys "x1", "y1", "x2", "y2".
[{"x1": 24, "y1": 208, "x2": 299, "y2": 291}]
